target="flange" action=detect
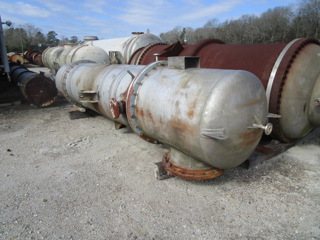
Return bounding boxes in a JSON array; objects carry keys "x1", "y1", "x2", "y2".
[
  {"x1": 162, "y1": 152, "x2": 224, "y2": 181},
  {"x1": 126, "y1": 61, "x2": 167, "y2": 144}
]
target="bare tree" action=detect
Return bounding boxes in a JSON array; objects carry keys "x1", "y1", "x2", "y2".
[
  {"x1": 160, "y1": 26, "x2": 184, "y2": 44},
  {"x1": 296, "y1": 0, "x2": 320, "y2": 39}
]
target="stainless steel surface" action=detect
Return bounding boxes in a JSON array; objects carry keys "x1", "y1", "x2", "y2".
[
  {"x1": 91, "y1": 33, "x2": 162, "y2": 63},
  {"x1": 65, "y1": 44, "x2": 110, "y2": 66},
  {"x1": 42, "y1": 43, "x2": 109, "y2": 72},
  {"x1": 56, "y1": 44, "x2": 76, "y2": 70},
  {"x1": 56, "y1": 58, "x2": 269, "y2": 171},
  {"x1": 279, "y1": 44, "x2": 320, "y2": 139},
  {"x1": 130, "y1": 62, "x2": 268, "y2": 169},
  {"x1": 42, "y1": 46, "x2": 64, "y2": 70},
  {"x1": 56, "y1": 62, "x2": 144, "y2": 126}
]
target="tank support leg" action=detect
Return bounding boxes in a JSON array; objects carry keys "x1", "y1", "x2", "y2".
[{"x1": 161, "y1": 148, "x2": 224, "y2": 181}]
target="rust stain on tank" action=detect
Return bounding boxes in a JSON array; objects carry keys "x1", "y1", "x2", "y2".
[
  {"x1": 168, "y1": 117, "x2": 196, "y2": 136},
  {"x1": 239, "y1": 129, "x2": 261, "y2": 147},
  {"x1": 187, "y1": 99, "x2": 197, "y2": 119},
  {"x1": 135, "y1": 107, "x2": 154, "y2": 120},
  {"x1": 187, "y1": 109, "x2": 194, "y2": 119},
  {"x1": 237, "y1": 98, "x2": 263, "y2": 108},
  {"x1": 243, "y1": 137, "x2": 261, "y2": 147},
  {"x1": 240, "y1": 129, "x2": 260, "y2": 138}
]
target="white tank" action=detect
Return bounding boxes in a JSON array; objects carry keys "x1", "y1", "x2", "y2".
[
  {"x1": 42, "y1": 43, "x2": 110, "y2": 72},
  {"x1": 42, "y1": 46, "x2": 64, "y2": 69},
  {"x1": 56, "y1": 44, "x2": 75, "y2": 70},
  {"x1": 65, "y1": 43, "x2": 110, "y2": 66},
  {"x1": 91, "y1": 33, "x2": 161, "y2": 63}
]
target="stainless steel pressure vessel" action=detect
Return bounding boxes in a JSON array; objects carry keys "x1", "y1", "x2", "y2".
[
  {"x1": 91, "y1": 33, "x2": 162, "y2": 63},
  {"x1": 42, "y1": 43, "x2": 109, "y2": 72},
  {"x1": 56, "y1": 57, "x2": 270, "y2": 180}
]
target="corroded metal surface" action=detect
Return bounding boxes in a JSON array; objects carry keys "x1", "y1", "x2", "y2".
[
  {"x1": 56, "y1": 58, "x2": 269, "y2": 173},
  {"x1": 8, "y1": 53, "x2": 24, "y2": 64},
  {"x1": 162, "y1": 152, "x2": 224, "y2": 181},
  {"x1": 10, "y1": 65, "x2": 57, "y2": 107},
  {"x1": 24, "y1": 50, "x2": 43, "y2": 66},
  {"x1": 109, "y1": 98, "x2": 121, "y2": 119},
  {"x1": 130, "y1": 38, "x2": 320, "y2": 142}
]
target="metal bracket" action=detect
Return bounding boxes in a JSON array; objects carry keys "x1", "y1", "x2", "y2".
[
  {"x1": 79, "y1": 90, "x2": 98, "y2": 103},
  {"x1": 268, "y1": 113, "x2": 281, "y2": 118},
  {"x1": 201, "y1": 128, "x2": 228, "y2": 140}
]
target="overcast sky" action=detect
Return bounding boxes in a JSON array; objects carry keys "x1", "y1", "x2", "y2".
[{"x1": 1, "y1": 0, "x2": 299, "y2": 40}]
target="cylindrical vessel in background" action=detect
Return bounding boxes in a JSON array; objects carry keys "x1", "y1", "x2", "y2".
[
  {"x1": 8, "y1": 53, "x2": 24, "y2": 64},
  {"x1": 10, "y1": 65, "x2": 58, "y2": 107},
  {"x1": 91, "y1": 33, "x2": 162, "y2": 63},
  {"x1": 42, "y1": 43, "x2": 110, "y2": 72}
]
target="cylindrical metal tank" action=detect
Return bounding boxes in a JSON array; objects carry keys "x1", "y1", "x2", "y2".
[
  {"x1": 10, "y1": 65, "x2": 58, "y2": 107},
  {"x1": 64, "y1": 43, "x2": 110, "y2": 66},
  {"x1": 42, "y1": 43, "x2": 109, "y2": 72},
  {"x1": 56, "y1": 44, "x2": 76, "y2": 70},
  {"x1": 8, "y1": 53, "x2": 24, "y2": 64},
  {"x1": 32, "y1": 52, "x2": 43, "y2": 66},
  {"x1": 23, "y1": 50, "x2": 43, "y2": 66},
  {"x1": 42, "y1": 46, "x2": 65, "y2": 70},
  {"x1": 56, "y1": 57, "x2": 270, "y2": 180},
  {"x1": 129, "y1": 38, "x2": 320, "y2": 142},
  {"x1": 91, "y1": 33, "x2": 162, "y2": 64}
]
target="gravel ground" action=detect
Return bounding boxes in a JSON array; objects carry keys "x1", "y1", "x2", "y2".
[{"x1": 0, "y1": 99, "x2": 320, "y2": 240}]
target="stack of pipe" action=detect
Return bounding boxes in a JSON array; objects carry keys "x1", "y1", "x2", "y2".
[
  {"x1": 41, "y1": 33, "x2": 162, "y2": 73},
  {"x1": 23, "y1": 50, "x2": 43, "y2": 66}
]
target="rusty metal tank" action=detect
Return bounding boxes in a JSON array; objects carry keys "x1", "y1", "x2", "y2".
[
  {"x1": 23, "y1": 50, "x2": 43, "y2": 66},
  {"x1": 91, "y1": 33, "x2": 162, "y2": 64},
  {"x1": 129, "y1": 38, "x2": 320, "y2": 142},
  {"x1": 8, "y1": 52, "x2": 24, "y2": 64},
  {"x1": 55, "y1": 57, "x2": 271, "y2": 180},
  {"x1": 10, "y1": 65, "x2": 58, "y2": 106}
]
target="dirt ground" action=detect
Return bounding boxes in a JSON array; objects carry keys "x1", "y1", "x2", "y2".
[{"x1": 0, "y1": 94, "x2": 320, "y2": 239}]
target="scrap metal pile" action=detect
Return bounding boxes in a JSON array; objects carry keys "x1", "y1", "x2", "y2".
[{"x1": 2, "y1": 23, "x2": 320, "y2": 180}]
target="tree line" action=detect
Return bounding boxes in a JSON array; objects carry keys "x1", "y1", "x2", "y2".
[
  {"x1": 160, "y1": 0, "x2": 320, "y2": 44},
  {"x1": 4, "y1": 23, "x2": 79, "y2": 53},
  {"x1": 3, "y1": 0, "x2": 319, "y2": 52}
]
